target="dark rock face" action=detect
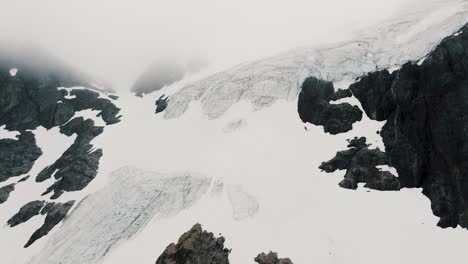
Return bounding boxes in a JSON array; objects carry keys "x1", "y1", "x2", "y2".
[
  {"x1": 25, "y1": 201, "x2": 74, "y2": 248},
  {"x1": 7, "y1": 200, "x2": 45, "y2": 227},
  {"x1": 0, "y1": 131, "x2": 42, "y2": 182},
  {"x1": 132, "y1": 62, "x2": 185, "y2": 97},
  {"x1": 0, "y1": 57, "x2": 120, "y2": 199},
  {"x1": 330, "y1": 88, "x2": 352, "y2": 101},
  {"x1": 155, "y1": 224, "x2": 230, "y2": 264},
  {"x1": 17, "y1": 175, "x2": 30, "y2": 183},
  {"x1": 0, "y1": 183, "x2": 15, "y2": 204},
  {"x1": 344, "y1": 23, "x2": 468, "y2": 228},
  {"x1": 298, "y1": 77, "x2": 362, "y2": 134},
  {"x1": 155, "y1": 94, "x2": 169, "y2": 114},
  {"x1": 255, "y1": 252, "x2": 294, "y2": 264},
  {"x1": 0, "y1": 64, "x2": 120, "y2": 131},
  {"x1": 6, "y1": 200, "x2": 72, "y2": 247},
  {"x1": 40, "y1": 202, "x2": 55, "y2": 215},
  {"x1": 66, "y1": 89, "x2": 121, "y2": 125},
  {"x1": 36, "y1": 117, "x2": 104, "y2": 199},
  {"x1": 320, "y1": 137, "x2": 400, "y2": 191}
]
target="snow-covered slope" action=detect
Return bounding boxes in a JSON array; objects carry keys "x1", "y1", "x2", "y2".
[
  {"x1": 2, "y1": 1, "x2": 468, "y2": 264},
  {"x1": 164, "y1": 0, "x2": 468, "y2": 119}
]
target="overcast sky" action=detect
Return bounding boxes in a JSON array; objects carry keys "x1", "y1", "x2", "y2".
[{"x1": 0, "y1": 0, "x2": 422, "y2": 89}]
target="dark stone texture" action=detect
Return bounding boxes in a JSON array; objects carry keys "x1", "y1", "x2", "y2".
[
  {"x1": 347, "y1": 23, "x2": 468, "y2": 228},
  {"x1": 0, "y1": 131, "x2": 42, "y2": 182},
  {"x1": 255, "y1": 252, "x2": 294, "y2": 264},
  {"x1": 40, "y1": 202, "x2": 55, "y2": 215},
  {"x1": 298, "y1": 77, "x2": 362, "y2": 134},
  {"x1": 108, "y1": 94, "x2": 119, "y2": 100},
  {"x1": 0, "y1": 63, "x2": 121, "y2": 131},
  {"x1": 155, "y1": 223, "x2": 230, "y2": 264},
  {"x1": 155, "y1": 94, "x2": 169, "y2": 114},
  {"x1": 36, "y1": 117, "x2": 104, "y2": 199},
  {"x1": 66, "y1": 89, "x2": 121, "y2": 125},
  {"x1": 330, "y1": 88, "x2": 352, "y2": 101},
  {"x1": 7, "y1": 200, "x2": 45, "y2": 227},
  {"x1": 17, "y1": 175, "x2": 30, "y2": 183},
  {"x1": 0, "y1": 183, "x2": 15, "y2": 204},
  {"x1": 25, "y1": 201, "x2": 75, "y2": 247},
  {"x1": 349, "y1": 70, "x2": 397, "y2": 121},
  {"x1": 320, "y1": 137, "x2": 400, "y2": 191}
]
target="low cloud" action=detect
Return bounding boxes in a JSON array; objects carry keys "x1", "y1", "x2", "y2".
[{"x1": 0, "y1": 0, "x2": 423, "y2": 90}]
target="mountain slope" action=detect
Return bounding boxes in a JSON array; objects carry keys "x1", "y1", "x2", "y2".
[{"x1": 2, "y1": 1, "x2": 468, "y2": 264}]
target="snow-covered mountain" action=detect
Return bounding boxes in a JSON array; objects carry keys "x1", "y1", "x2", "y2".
[{"x1": 2, "y1": 0, "x2": 468, "y2": 263}]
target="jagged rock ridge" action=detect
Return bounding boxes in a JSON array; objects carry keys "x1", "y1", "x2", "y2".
[
  {"x1": 155, "y1": 224, "x2": 230, "y2": 264},
  {"x1": 320, "y1": 137, "x2": 400, "y2": 191}
]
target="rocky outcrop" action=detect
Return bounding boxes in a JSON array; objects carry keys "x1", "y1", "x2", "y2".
[
  {"x1": 298, "y1": 77, "x2": 362, "y2": 134},
  {"x1": 7, "y1": 200, "x2": 45, "y2": 227},
  {"x1": 155, "y1": 224, "x2": 230, "y2": 264},
  {"x1": 0, "y1": 54, "x2": 121, "y2": 246},
  {"x1": 330, "y1": 88, "x2": 352, "y2": 101},
  {"x1": 25, "y1": 201, "x2": 74, "y2": 248},
  {"x1": 36, "y1": 117, "x2": 104, "y2": 199},
  {"x1": 320, "y1": 137, "x2": 400, "y2": 191},
  {"x1": 341, "y1": 23, "x2": 468, "y2": 228},
  {"x1": 254, "y1": 252, "x2": 294, "y2": 264},
  {"x1": 155, "y1": 94, "x2": 169, "y2": 114},
  {"x1": 7, "y1": 200, "x2": 74, "y2": 247},
  {"x1": 0, "y1": 183, "x2": 15, "y2": 204},
  {"x1": 0, "y1": 131, "x2": 42, "y2": 182}
]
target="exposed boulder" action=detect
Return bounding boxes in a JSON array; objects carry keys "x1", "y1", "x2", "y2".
[
  {"x1": 298, "y1": 77, "x2": 362, "y2": 134},
  {"x1": 155, "y1": 223, "x2": 230, "y2": 264},
  {"x1": 255, "y1": 251, "x2": 294, "y2": 264},
  {"x1": 320, "y1": 137, "x2": 400, "y2": 191}
]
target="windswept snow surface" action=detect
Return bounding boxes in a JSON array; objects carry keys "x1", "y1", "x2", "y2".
[{"x1": 3, "y1": 1, "x2": 468, "y2": 264}]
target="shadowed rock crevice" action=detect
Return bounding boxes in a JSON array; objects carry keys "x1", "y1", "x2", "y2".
[
  {"x1": 298, "y1": 77, "x2": 362, "y2": 134},
  {"x1": 320, "y1": 137, "x2": 400, "y2": 191},
  {"x1": 155, "y1": 223, "x2": 230, "y2": 264},
  {"x1": 342, "y1": 23, "x2": 468, "y2": 228}
]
